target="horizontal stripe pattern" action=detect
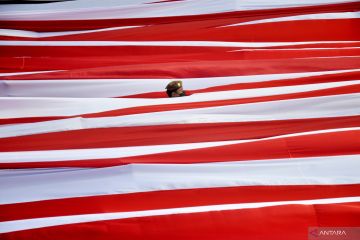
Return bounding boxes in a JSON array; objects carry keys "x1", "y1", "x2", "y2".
[
  {"x1": 1, "y1": 92, "x2": 360, "y2": 138},
  {"x1": 1, "y1": 0, "x2": 359, "y2": 238},
  {"x1": 1, "y1": 154, "x2": 360, "y2": 204},
  {"x1": 2, "y1": 69, "x2": 360, "y2": 97},
  {"x1": 0, "y1": 184, "x2": 358, "y2": 222},
  {"x1": 1, "y1": 127, "x2": 358, "y2": 168},
  {"x1": 1, "y1": 202, "x2": 359, "y2": 239},
  {"x1": 0, "y1": 0, "x2": 357, "y2": 20},
  {"x1": 1, "y1": 197, "x2": 359, "y2": 234},
  {"x1": 0, "y1": 115, "x2": 358, "y2": 152}
]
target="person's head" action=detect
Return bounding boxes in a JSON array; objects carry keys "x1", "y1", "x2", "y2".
[{"x1": 166, "y1": 81, "x2": 186, "y2": 97}]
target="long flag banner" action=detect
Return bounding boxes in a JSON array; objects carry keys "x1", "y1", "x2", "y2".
[{"x1": 0, "y1": 0, "x2": 360, "y2": 239}]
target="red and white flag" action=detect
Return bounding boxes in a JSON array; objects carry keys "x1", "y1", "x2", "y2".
[{"x1": 0, "y1": 0, "x2": 359, "y2": 239}]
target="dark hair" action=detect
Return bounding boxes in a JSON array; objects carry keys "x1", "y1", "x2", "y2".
[{"x1": 166, "y1": 90, "x2": 173, "y2": 97}]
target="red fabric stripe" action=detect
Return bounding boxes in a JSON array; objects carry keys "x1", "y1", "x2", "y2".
[
  {"x1": 0, "y1": 46, "x2": 235, "y2": 58},
  {"x1": 2, "y1": 44, "x2": 360, "y2": 59},
  {"x1": 2, "y1": 129, "x2": 359, "y2": 168},
  {"x1": 0, "y1": 117, "x2": 66, "y2": 126},
  {"x1": 2, "y1": 202, "x2": 359, "y2": 240},
  {"x1": 1, "y1": 115, "x2": 360, "y2": 152},
  {"x1": 2, "y1": 47, "x2": 359, "y2": 73},
  {"x1": 3, "y1": 56, "x2": 359, "y2": 79},
  {"x1": 32, "y1": 19, "x2": 360, "y2": 42},
  {"x1": 0, "y1": 184, "x2": 359, "y2": 222}
]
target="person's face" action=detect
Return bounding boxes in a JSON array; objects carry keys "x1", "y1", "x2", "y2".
[{"x1": 171, "y1": 87, "x2": 184, "y2": 97}]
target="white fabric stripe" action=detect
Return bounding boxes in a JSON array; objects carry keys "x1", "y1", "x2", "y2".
[
  {"x1": 0, "y1": 139, "x2": 244, "y2": 163},
  {"x1": 1, "y1": 196, "x2": 359, "y2": 234},
  {"x1": 0, "y1": 70, "x2": 64, "y2": 77},
  {"x1": 1, "y1": 40, "x2": 359, "y2": 47},
  {"x1": 0, "y1": 26, "x2": 145, "y2": 38},
  {"x1": 2, "y1": 79, "x2": 360, "y2": 117},
  {"x1": 220, "y1": 11, "x2": 360, "y2": 27},
  {"x1": 2, "y1": 69, "x2": 359, "y2": 98},
  {"x1": 0, "y1": 97, "x2": 128, "y2": 118},
  {"x1": 1, "y1": 93, "x2": 359, "y2": 138},
  {"x1": 0, "y1": 126, "x2": 358, "y2": 163},
  {"x1": 1, "y1": 154, "x2": 360, "y2": 205},
  {"x1": 0, "y1": 0, "x2": 356, "y2": 20}
]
